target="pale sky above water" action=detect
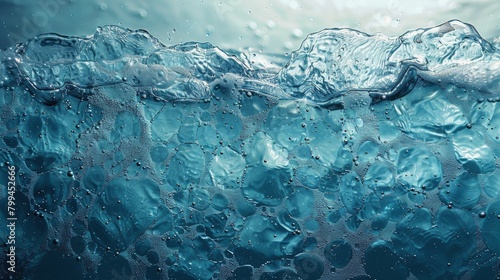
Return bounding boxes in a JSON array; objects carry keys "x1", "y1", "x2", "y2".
[{"x1": 1, "y1": 0, "x2": 499, "y2": 52}]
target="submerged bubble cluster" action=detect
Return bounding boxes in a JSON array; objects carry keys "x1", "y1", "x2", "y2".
[{"x1": 0, "y1": 20, "x2": 499, "y2": 279}]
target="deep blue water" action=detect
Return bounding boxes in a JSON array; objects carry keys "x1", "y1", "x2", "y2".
[{"x1": 1, "y1": 20, "x2": 500, "y2": 279}]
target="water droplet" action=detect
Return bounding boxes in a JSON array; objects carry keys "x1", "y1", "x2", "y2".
[{"x1": 292, "y1": 29, "x2": 303, "y2": 38}]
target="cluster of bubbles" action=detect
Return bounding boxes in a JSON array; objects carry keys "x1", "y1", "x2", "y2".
[{"x1": 0, "y1": 20, "x2": 499, "y2": 279}]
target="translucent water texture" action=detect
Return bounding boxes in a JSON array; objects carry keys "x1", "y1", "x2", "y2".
[{"x1": 0, "y1": 20, "x2": 499, "y2": 279}]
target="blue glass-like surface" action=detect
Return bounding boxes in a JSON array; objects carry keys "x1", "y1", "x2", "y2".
[{"x1": 0, "y1": 18, "x2": 500, "y2": 279}]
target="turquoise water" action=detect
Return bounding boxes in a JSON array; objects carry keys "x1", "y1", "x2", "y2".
[{"x1": 1, "y1": 2, "x2": 500, "y2": 280}]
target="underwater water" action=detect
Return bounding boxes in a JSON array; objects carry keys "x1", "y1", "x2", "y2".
[{"x1": 0, "y1": 10, "x2": 500, "y2": 280}]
